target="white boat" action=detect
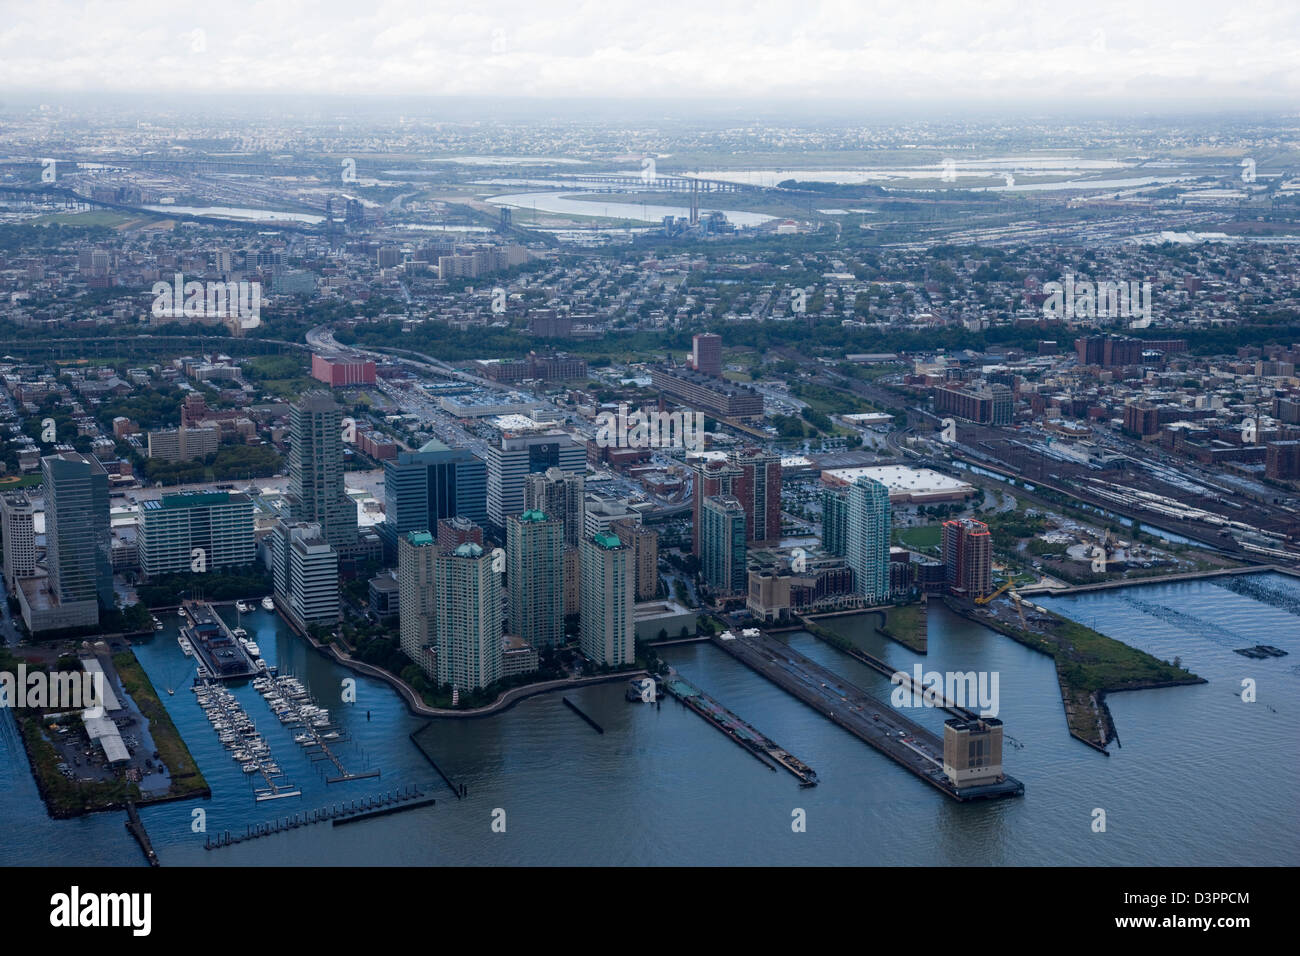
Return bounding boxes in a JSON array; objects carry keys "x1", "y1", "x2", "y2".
[
  {"x1": 177, "y1": 636, "x2": 194, "y2": 657},
  {"x1": 241, "y1": 762, "x2": 259, "y2": 773},
  {"x1": 232, "y1": 627, "x2": 247, "y2": 639},
  {"x1": 294, "y1": 733, "x2": 312, "y2": 744},
  {"x1": 261, "y1": 596, "x2": 275, "y2": 611},
  {"x1": 236, "y1": 601, "x2": 251, "y2": 614},
  {"x1": 321, "y1": 732, "x2": 340, "y2": 740},
  {"x1": 178, "y1": 607, "x2": 187, "y2": 618}
]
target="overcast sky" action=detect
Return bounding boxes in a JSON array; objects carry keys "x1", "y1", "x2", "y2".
[{"x1": 4, "y1": 1, "x2": 1298, "y2": 106}]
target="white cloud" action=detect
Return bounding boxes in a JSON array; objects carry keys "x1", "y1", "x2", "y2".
[{"x1": 1, "y1": 0, "x2": 1296, "y2": 103}]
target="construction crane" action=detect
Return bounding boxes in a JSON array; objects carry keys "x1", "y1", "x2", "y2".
[{"x1": 974, "y1": 580, "x2": 1012, "y2": 605}]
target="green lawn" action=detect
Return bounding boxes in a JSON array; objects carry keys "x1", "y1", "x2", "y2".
[{"x1": 895, "y1": 525, "x2": 941, "y2": 550}]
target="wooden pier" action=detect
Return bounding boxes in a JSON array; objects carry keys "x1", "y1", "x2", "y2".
[{"x1": 124, "y1": 800, "x2": 160, "y2": 866}]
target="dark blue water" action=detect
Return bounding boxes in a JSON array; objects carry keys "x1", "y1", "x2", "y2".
[{"x1": 3, "y1": 576, "x2": 1297, "y2": 865}]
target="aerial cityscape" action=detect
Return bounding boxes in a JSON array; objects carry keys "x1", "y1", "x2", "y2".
[{"x1": 0, "y1": 1, "x2": 1293, "y2": 925}]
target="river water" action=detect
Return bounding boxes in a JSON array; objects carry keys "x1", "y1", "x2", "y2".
[{"x1": 2, "y1": 573, "x2": 1296, "y2": 866}]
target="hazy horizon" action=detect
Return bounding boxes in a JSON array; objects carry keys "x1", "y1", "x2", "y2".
[{"x1": 4, "y1": 0, "x2": 1299, "y2": 107}]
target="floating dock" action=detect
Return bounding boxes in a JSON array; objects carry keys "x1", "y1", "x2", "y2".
[
  {"x1": 712, "y1": 630, "x2": 1022, "y2": 802},
  {"x1": 193, "y1": 682, "x2": 299, "y2": 801},
  {"x1": 663, "y1": 673, "x2": 818, "y2": 787},
  {"x1": 253, "y1": 672, "x2": 378, "y2": 783}
]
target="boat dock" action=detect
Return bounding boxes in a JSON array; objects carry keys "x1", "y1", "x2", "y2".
[
  {"x1": 193, "y1": 682, "x2": 300, "y2": 801},
  {"x1": 253, "y1": 672, "x2": 380, "y2": 784},
  {"x1": 180, "y1": 601, "x2": 261, "y2": 682},
  {"x1": 663, "y1": 673, "x2": 818, "y2": 787},
  {"x1": 712, "y1": 630, "x2": 1023, "y2": 802},
  {"x1": 204, "y1": 785, "x2": 430, "y2": 849}
]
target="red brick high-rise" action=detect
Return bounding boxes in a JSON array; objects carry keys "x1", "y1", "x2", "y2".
[
  {"x1": 690, "y1": 448, "x2": 782, "y2": 553},
  {"x1": 689, "y1": 333, "x2": 723, "y2": 377},
  {"x1": 941, "y1": 518, "x2": 992, "y2": 598}
]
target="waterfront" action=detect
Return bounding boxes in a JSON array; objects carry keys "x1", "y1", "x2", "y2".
[{"x1": 2, "y1": 574, "x2": 1297, "y2": 865}]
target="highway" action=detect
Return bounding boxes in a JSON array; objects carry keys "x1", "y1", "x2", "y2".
[{"x1": 306, "y1": 323, "x2": 696, "y2": 512}]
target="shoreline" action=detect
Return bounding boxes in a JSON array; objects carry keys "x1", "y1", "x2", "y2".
[
  {"x1": 945, "y1": 597, "x2": 1206, "y2": 752},
  {"x1": 277, "y1": 605, "x2": 649, "y2": 719},
  {"x1": 13, "y1": 647, "x2": 210, "y2": 820}
]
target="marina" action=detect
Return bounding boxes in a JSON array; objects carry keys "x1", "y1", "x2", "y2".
[
  {"x1": 193, "y1": 683, "x2": 301, "y2": 802},
  {"x1": 252, "y1": 672, "x2": 379, "y2": 784}
]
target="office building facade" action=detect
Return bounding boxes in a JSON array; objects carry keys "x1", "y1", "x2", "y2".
[
  {"x1": 287, "y1": 392, "x2": 357, "y2": 547},
  {"x1": 43, "y1": 451, "x2": 113, "y2": 617},
  {"x1": 486, "y1": 431, "x2": 585, "y2": 534},
  {"x1": 700, "y1": 496, "x2": 747, "y2": 596},
  {"x1": 845, "y1": 476, "x2": 891, "y2": 604},
  {"x1": 382, "y1": 439, "x2": 487, "y2": 549},
  {"x1": 138, "y1": 491, "x2": 255, "y2": 576},
  {"x1": 271, "y1": 520, "x2": 340, "y2": 631}
]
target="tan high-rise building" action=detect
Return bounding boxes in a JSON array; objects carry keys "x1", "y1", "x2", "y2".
[
  {"x1": 435, "y1": 543, "x2": 502, "y2": 692},
  {"x1": 563, "y1": 547, "x2": 581, "y2": 617},
  {"x1": 398, "y1": 531, "x2": 439, "y2": 677},
  {"x1": 506, "y1": 510, "x2": 564, "y2": 649},
  {"x1": 580, "y1": 533, "x2": 635, "y2": 667},
  {"x1": 943, "y1": 718, "x2": 1005, "y2": 788},
  {"x1": 611, "y1": 517, "x2": 659, "y2": 601},
  {"x1": 524, "y1": 467, "x2": 585, "y2": 548}
]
